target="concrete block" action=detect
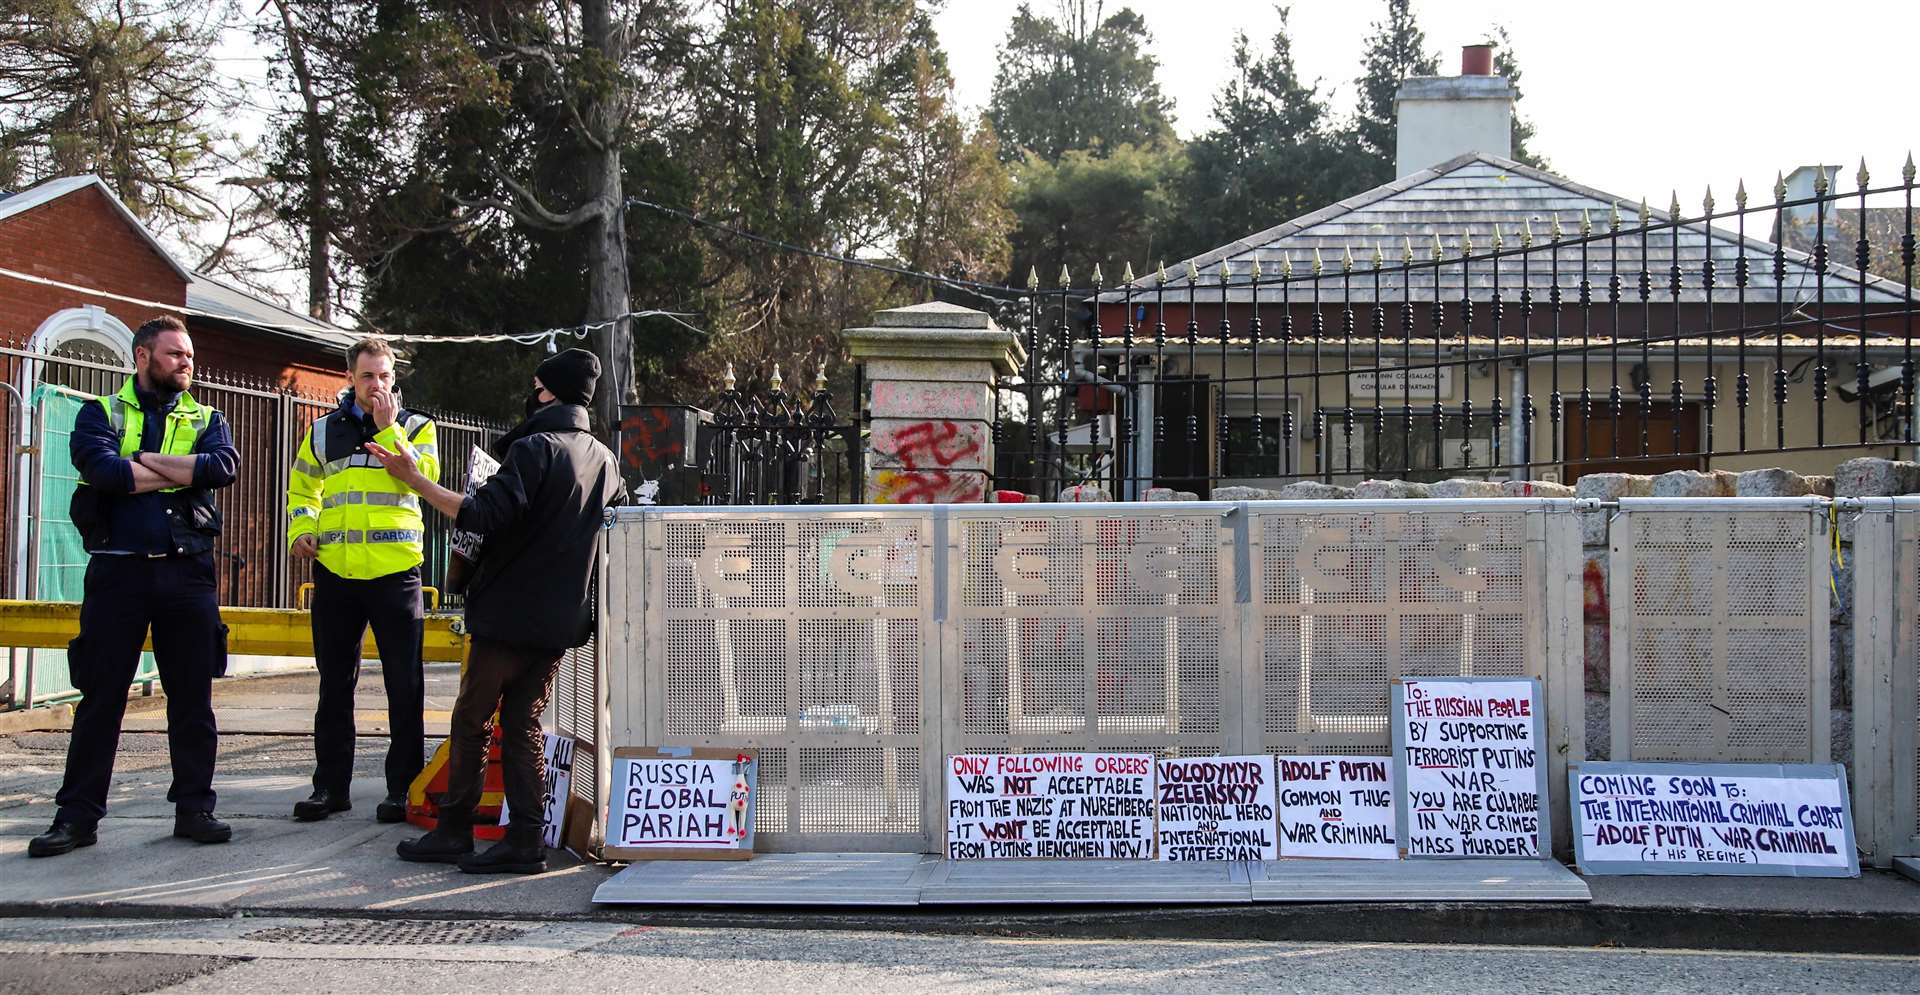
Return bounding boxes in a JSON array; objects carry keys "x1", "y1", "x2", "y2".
[
  {"x1": 868, "y1": 381, "x2": 992, "y2": 422},
  {"x1": 1583, "y1": 549, "x2": 1609, "y2": 623},
  {"x1": 1143, "y1": 487, "x2": 1200, "y2": 502},
  {"x1": 1807, "y1": 475, "x2": 1835, "y2": 497},
  {"x1": 1585, "y1": 692, "x2": 1612, "y2": 761},
  {"x1": 1651, "y1": 469, "x2": 1737, "y2": 498},
  {"x1": 1834, "y1": 457, "x2": 1920, "y2": 498},
  {"x1": 1830, "y1": 622, "x2": 1853, "y2": 709},
  {"x1": 862, "y1": 358, "x2": 994, "y2": 384},
  {"x1": 1575, "y1": 473, "x2": 1651, "y2": 544},
  {"x1": 868, "y1": 418, "x2": 989, "y2": 472},
  {"x1": 1574, "y1": 473, "x2": 1655, "y2": 502},
  {"x1": 1277, "y1": 481, "x2": 1354, "y2": 500},
  {"x1": 1211, "y1": 485, "x2": 1283, "y2": 501},
  {"x1": 1353, "y1": 479, "x2": 1432, "y2": 499},
  {"x1": 1831, "y1": 707, "x2": 1853, "y2": 773},
  {"x1": 1059, "y1": 483, "x2": 1111, "y2": 502},
  {"x1": 1584, "y1": 622, "x2": 1610, "y2": 693},
  {"x1": 0, "y1": 703, "x2": 72, "y2": 734},
  {"x1": 867, "y1": 468, "x2": 988, "y2": 504},
  {"x1": 1830, "y1": 557, "x2": 1854, "y2": 621},
  {"x1": 1500, "y1": 479, "x2": 1575, "y2": 498},
  {"x1": 1428, "y1": 478, "x2": 1505, "y2": 499},
  {"x1": 1735, "y1": 468, "x2": 1813, "y2": 498}
]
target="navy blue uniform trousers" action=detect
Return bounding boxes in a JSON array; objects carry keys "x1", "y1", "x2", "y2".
[
  {"x1": 309, "y1": 562, "x2": 425, "y2": 798},
  {"x1": 55, "y1": 553, "x2": 224, "y2": 825}
]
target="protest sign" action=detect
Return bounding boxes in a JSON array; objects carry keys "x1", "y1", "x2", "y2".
[
  {"x1": 1155, "y1": 756, "x2": 1277, "y2": 861},
  {"x1": 604, "y1": 747, "x2": 757, "y2": 861},
  {"x1": 1570, "y1": 762, "x2": 1858, "y2": 877},
  {"x1": 1276, "y1": 756, "x2": 1397, "y2": 860},
  {"x1": 498, "y1": 733, "x2": 575, "y2": 848},
  {"x1": 947, "y1": 753, "x2": 1155, "y2": 859},
  {"x1": 1391, "y1": 677, "x2": 1548, "y2": 858}
]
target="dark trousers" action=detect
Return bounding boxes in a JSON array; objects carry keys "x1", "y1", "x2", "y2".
[
  {"x1": 310, "y1": 563, "x2": 424, "y2": 798},
  {"x1": 442, "y1": 636, "x2": 563, "y2": 834},
  {"x1": 55, "y1": 553, "x2": 224, "y2": 826}
]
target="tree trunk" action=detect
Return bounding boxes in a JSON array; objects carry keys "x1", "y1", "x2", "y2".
[
  {"x1": 273, "y1": 0, "x2": 331, "y2": 322},
  {"x1": 579, "y1": 0, "x2": 632, "y2": 438}
]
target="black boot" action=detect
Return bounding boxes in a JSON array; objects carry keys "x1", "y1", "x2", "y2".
[
  {"x1": 293, "y1": 788, "x2": 351, "y2": 822},
  {"x1": 374, "y1": 795, "x2": 407, "y2": 824},
  {"x1": 458, "y1": 825, "x2": 546, "y2": 875},
  {"x1": 27, "y1": 821, "x2": 97, "y2": 858},
  {"x1": 396, "y1": 812, "x2": 472, "y2": 863},
  {"x1": 174, "y1": 811, "x2": 233, "y2": 844}
]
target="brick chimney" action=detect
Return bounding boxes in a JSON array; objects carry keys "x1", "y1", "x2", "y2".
[{"x1": 1393, "y1": 44, "x2": 1515, "y2": 178}]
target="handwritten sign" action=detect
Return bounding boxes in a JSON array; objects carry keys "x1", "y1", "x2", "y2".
[
  {"x1": 605, "y1": 747, "x2": 756, "y2": 861},
  {"x1": 1155, "y1": 756, "x2": 1277, "y2": 861},
  {"x1": 1277, "y1": 756, "x2": 1397, "y2": 860},
  {"x1": 1571, "y1": 762, "x2": 1858, "y2": 877},
  {"x1": 1391, "y1": 677, "x2": 1548, "y2": 858},
  {"x1": 946, "y1": 753, "x2": 1155, "y2": 859},
  {"x1": 499, "y1": 733, "x2": 575, "y2": 848}
]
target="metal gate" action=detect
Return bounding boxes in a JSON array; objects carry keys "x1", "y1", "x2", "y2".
[
  {"x1": 1850, "y1": 497, "x2": 1920, "y2": 868},
  {"x1": 601, "y1": 498, "x2": 1586, "y2": 855},
  {"x1": 1608, "y1": 497, "x2": 1831, "y2": 764}
]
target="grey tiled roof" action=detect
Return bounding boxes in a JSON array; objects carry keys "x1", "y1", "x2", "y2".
[
  {"x1": 187, "y1": 274, "x2": 357, "y2": 352},
  {"x1": 1103, "y1": 154, "x2": 1912, "y2": 306}
]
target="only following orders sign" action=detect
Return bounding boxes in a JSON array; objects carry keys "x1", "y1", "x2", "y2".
[
  {"x1": 1391, "y1": 676, "x2": 1549, "y2": 858},
  {"x1": 1569, "y1": 762, "x2": 1858, "y2": 877}
]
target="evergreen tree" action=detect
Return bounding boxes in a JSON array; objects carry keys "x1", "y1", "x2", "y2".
[
  {"x1": 1351, "y1": 0, "x2": 1438, "y2": 184},
  {"x1": 1490, "y1": 26, "x2": 1548, "y2": 170},
  {"x1": 985, "y1": 1, "x2": 1174, "y2": 163}
]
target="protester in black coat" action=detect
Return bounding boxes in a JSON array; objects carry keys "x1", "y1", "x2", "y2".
[{"x1": 364, "y1": 349, "x2": 623, "y2": 874}]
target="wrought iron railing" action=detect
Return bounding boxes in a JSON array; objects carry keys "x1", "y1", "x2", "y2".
[
  {"x1": 698, "y1": 363, "x2": 861, "y2": 505},
  {"x1": 990, "y1": 159, "x2": 1918, "y2": 499}
]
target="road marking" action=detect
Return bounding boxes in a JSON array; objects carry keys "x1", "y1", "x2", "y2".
[{"x1": 365, "y1": 862, "x2": 590, "y2": 909}]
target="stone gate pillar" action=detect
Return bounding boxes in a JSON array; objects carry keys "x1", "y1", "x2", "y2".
[{"x1": 845, "y1": 302, "x2": 1024, "y2": 504}]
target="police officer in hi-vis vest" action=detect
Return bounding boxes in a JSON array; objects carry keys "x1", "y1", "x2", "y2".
[
  {"x1": 30, "y1": 316, "x2": 240, "y2": 858},
  {"x1": 286, "y1": 337, "x2": 438, "y2": 824}
]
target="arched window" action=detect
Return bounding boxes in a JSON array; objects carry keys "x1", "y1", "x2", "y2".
[{"x1": 27, "y1": 306, "x2": 134, "y2": 395}]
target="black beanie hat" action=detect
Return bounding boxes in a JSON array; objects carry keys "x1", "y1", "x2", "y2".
[{"x1": 535, "y1": 348, "x2": 600, "y2": 407}]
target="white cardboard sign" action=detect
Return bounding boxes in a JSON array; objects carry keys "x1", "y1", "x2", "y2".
[
  {"x1": 1391, "y1": 677, "x2": 1548, "y2": 858},
  {"x1": 946, "y1": 753, "x2": 1155, "y2": 859},
  {"x1": 498, "y1": 733, "x2": 575, "y2": 848},
  {"x1": 1276, "y1": 756, "x2": 1397, "y2": 860},
  {"x1": 1571, "y1": 762, "x2": 1858, "y2": 877},
  {"x1": 1155, "y1": 756, "x2": 1277, "y2": 861},
  {"x1": 607, "y1": 751, "x2": 757, "y2": 854}
]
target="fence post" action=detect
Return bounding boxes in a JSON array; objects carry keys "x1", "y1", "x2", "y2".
[{"x1": 845, "y1": 302, "x2": 1025, "y2": 504}]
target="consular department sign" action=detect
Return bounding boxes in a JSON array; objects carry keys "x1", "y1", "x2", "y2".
[{"x1": 1348, "y1": 365, "x2": 1452, "y2": 399}]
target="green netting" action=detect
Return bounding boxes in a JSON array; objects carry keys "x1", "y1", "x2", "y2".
[{"x1": 27, "y1": 385, "x2": 157, "y2": 703}]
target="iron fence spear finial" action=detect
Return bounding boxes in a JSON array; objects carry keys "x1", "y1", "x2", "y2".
[
  {"x1": 1401, "y1": 237, "x2": 1413, "y2": 265},
  {"x1": 1669, "y1": 191, "x2": 1681, "y2": 221},
  {"x1": 1430, "y1": 234, "x2": 1444, "y2": 261},
  {"x1": 1813, "y1": 167, "x2": 1830, "y2": 196},
  {"x1": 1703, "y1": 186, "x2": 1715, "y2": 215},
  {"x1": 769, "y1": 364, "x2": 782, "y2": 392},
  {"x1": 723, "y1": 363, "x2": 736, "y2": 392},
  {"x1": 1219, "y1": 259, "x2": 1231, "y2": 284},
  {"x1": 1372, "y1": 243, "x2": 1385, "y2": 268},
  {"x1": 1609, "y1": 201, "x2": 1620, "y2": 232},
  {"x1": 1027, "y1": 266, "x2": 1039, "y2": 291},
  {"x1": 1581, "y1": 209, "x2": 1593, "y2": 236},
  {"x1": 1774, "y1": 172, "x2": 1788, "y2": 203},
  {"x1": 1857, "y1": 157, "x2": 1870, "y2": 191},
  {"x1": 1186, "y1": 260, "x2": 1199, "y2": 283},
  {"x1": 1058, "y1": 264, "x2": 1071, "y2": 288},
  {"x1": 1904, "y1": 152, "x2": 1916, "y2": 184},
  {"x1": 1342, "y1": 247, "x2": 1353, "y2": 272},
  {"x1": 1521, "y1": 220, "x2": 1534, "y2": 248},
  {"x1": 1122, "y1": 261, "x2": 1134, "y2": 284},
  {"x1": 1493, "y1": 223, "x2": 1504, "y2": 250},
  {"x1": 1282, "y1": 254, "x2": 1294, "y2": 278},
  {"x1": 1249, "y1": 256, "x2": 1262, "y2": 280},
  {"x1": 1092, "y1": 263, "x2": 1103, "y2": 286},
  {"x1": 1313, "y1": 248, "x2": 1325, "y2": 274},
  {"x1": 1735, "y1": 180, "x2": 1747, "y2": 210},
  {"x1": 1462, "y1": 231, "x2": 1474, "y2": 256},
  {"x1": 1157, "y1": 261, "x2": 1167, "y2": 283}
]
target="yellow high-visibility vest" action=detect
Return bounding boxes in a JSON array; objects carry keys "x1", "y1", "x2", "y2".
[
  {"x1": 97, "y1": 377, "x2": 212, "y2": 486},
  {"x1": 286, "y1": 405, "x2": 439, "y2": 580}
]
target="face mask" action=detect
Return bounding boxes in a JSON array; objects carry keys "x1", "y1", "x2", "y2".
[{"x1": 524, "y1": 389, "x2": 548, "y2": 417}]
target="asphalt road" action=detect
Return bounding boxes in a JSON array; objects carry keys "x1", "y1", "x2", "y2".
[{"x1": 0, "y1": 917, "x2": 1914, "y2": 994}]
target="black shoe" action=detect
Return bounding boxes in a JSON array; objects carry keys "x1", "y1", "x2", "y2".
[
  {"x1": 27, "y1": 822, "x2": 96, "y2": 858},
  {"x1": 375, "y1": 795, "x2": 407, "y2": 824},
  {"x1": 293, "y1": 789, "x2": 351, "y2": 822},
  {"x1": 396, "y1": 826, "x2": 473, "y2": 863},
  {"x1": 173, "y1": 811, "x2": 232, "y2": 844},
  {"x1": 459, "y1": 836, "x2": 547, "y2": 875}
]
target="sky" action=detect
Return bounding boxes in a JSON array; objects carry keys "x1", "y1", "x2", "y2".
[{"x1": 931, "y1": 0, "x2": 1920, "y2": 212}]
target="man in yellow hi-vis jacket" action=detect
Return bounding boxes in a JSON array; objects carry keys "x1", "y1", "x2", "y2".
[{"x1": 286, "y1": 337, "x2": 439, "y2": 824}]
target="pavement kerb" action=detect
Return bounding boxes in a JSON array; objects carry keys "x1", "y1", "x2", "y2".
[{"x1": 3, "y1": 898, "x2": 1917, "y2": 956}]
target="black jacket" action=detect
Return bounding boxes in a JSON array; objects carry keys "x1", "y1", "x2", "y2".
[
  {"x1": 70, "y1": 386, "x2": 239, "y2": 556},
  {"x1": 456, "y1": 403, "x2": 624, "y2": 651}
]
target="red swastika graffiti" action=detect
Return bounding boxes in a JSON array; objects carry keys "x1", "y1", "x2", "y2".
[{"x1": 889, "y1": 421, "x2": 980, "y2": 469}]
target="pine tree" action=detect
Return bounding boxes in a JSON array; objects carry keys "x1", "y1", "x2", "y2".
[
  {"x1": 985, "y1": 1, "x2": 1175, "y2": 163},
  {"x1": 1490, "y1": 26, "x2": 1548, "y2": 170},
  {"x1": 1351, "y1": 0, "x2": 1438, "y2": 181}
]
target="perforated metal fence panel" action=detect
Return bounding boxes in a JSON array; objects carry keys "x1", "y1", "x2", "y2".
[
  {"x1": 600, "y1": 499, "x2": 1587, "y2": 856},
  {"x1": 1609, "y1": 498, "x2": 1830, "y2": 764},
  {"x1": 1849, "y1": 498, "x2": 1920, "y2": 868}
]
